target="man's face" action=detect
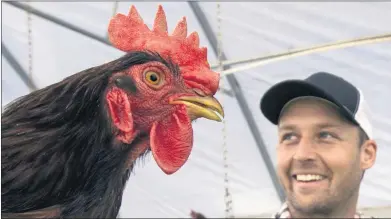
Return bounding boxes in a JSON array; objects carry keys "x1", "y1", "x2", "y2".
[{"x1": 276, "y1": 97, "x2": 376, "y2": 216}]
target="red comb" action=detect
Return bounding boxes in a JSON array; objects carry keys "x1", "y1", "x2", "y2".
[{"x1": 108, "y1": 5, "x2": 220, "y2": 95}]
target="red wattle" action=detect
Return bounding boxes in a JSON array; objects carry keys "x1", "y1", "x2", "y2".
[{"x1": 149, "y1": 105, "x2": 193, "y2": 174}]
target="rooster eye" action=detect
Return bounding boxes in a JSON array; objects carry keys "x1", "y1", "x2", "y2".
[{"x1": 145, "y1": 71, "x2": 162, "y2": 86}]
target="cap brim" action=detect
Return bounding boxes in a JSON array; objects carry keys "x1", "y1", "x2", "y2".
[{"x1": 260, "y1": 80, "x2": 357, "y2": 125}]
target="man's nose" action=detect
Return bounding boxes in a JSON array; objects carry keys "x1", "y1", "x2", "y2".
[{"x1": 293, "y1": 137, "x2": 317, "y2": 161}]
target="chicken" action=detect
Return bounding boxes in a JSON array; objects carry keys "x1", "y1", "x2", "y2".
[
  {"x1": 1, "y1": 5, "x2": 223, "y2": 218},
  {"x1": 190, "y1": 210, "x2": 207, "y2": 219}
]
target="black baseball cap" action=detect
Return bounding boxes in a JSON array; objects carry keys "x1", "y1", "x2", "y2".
[{"x1": 260, "y1": 72, "x2": 373, "y2": 139}]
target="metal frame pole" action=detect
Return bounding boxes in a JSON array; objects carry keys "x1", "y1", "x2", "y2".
[
  {"x1": 2, "y1": 42, "x2": 37, "y2": 91},
  {"x1": 188, "y1": 2, "x2": 285, "y2": 203}
]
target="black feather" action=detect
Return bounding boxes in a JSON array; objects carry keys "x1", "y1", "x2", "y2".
[{"x1": 1, "y1": 51, "x2": 171, "y2": 218}]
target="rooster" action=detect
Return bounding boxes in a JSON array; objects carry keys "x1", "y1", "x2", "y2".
[
  {"x1": 1, "y1": 5, "x2": 224, "y2": 218},
  {"x1": 190, "y1": 210, "x2": 207, "y2": 219}
]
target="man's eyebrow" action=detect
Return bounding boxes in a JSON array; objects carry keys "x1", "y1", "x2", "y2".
[
  {"x1": 277, "y1": 124, "x2": 296, "y2": 131},
  {"x1": 316, "y1": 123, "x2": 344, "y2": 129},
  {"x1": 278, "y1": 123, "x2": 343, "y2": 130}
]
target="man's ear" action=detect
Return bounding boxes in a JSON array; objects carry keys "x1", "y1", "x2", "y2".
[{"x1": 360, "y1": 139, "x2": 377, "y2": 170}]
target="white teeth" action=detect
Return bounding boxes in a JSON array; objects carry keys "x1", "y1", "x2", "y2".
[{"x1": 296, "y1": 174, "x2": 324, "y2": 182}]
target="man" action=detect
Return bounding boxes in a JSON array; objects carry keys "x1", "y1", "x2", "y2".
[
  {"x1": 190, "y1": 72, "x2": 377, "y2": 218},
  {"x1": 260, "y1": 72, "x2": 377, "y2": 218}
]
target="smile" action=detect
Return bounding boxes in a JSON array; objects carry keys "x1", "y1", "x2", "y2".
[
  {"x1": 294, "y1": 174, "x2": 326, "y2": 182},
  {"x1": 292, "y1": 173, "x2": 329, "y2": 191}
]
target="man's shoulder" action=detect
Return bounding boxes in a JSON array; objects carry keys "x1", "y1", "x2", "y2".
[
  {"x1": 271, "y1": 203, "x2": 290, "y2": 218},
  {"x1": 357, "y1": 213, "x2": 376, "y2": 219},
  {"x1": 271, "y1": 203, "x2": 376, "y2": 219}
]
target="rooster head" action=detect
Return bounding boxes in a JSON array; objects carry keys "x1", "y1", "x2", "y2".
[{"x1": 106, "y1": 5, "x2": 223, "y2": 174}]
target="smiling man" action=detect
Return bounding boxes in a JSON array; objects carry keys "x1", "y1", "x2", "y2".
[{"x1": 260, "y1": 72, "x2": 377, "y2": 218}]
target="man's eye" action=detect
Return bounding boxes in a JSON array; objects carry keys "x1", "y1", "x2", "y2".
[
  {"x1": 319, "y1": 131, "x2": 334, "y2": 139},
  {"x1": 282, "y1": 133, "x2": 296, "y2": 141}
]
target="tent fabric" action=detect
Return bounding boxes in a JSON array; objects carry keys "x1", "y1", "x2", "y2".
[{"x1": 2, "y1": 2, "x2": 391, "y2": 218}]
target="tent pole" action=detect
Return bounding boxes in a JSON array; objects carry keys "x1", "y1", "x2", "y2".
[
  {"x1": 188, "y1": 2, "x2": 286, "y2": 203},
  {"x1": 2, "y1": 42, "x2": 37, "y2": 91},
  {"x1": 5, "y1": 1, "x2": 111, "y2": 47}
]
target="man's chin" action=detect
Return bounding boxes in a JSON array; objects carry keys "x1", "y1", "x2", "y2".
[
  {"x1": 288, "y1": 195, "x2": 332, "y2": 215},
  {"x1": 291, "y1": 196, "x2": 317, "y2": 209}
]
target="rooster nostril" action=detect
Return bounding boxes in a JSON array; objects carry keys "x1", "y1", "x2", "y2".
[{"x1": 193, "y1": 88, "x2": 206, "y2": 97}]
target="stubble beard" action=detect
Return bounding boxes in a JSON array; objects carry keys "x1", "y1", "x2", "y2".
[
  {"x1": 286, "y1": 181, "x2": 360, "y2": 218},
  {"x1": 288, "y1": 190, "x2": 335, "y2": 216}
]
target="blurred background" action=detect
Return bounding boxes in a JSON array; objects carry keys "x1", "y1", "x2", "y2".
[{"x1": 2, "y1": 1, "x2": 391, "y2": 217}]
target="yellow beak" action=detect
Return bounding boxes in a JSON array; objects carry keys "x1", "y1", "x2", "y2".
[{"x1": 170, "y1": 96, "x2": 224, "y2": 122}]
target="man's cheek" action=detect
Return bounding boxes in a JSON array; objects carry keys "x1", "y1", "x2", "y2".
[
  {"x1": 277, "y1": 165, "x2": 290, "y2": 190},
  {"x1": 277, "y1": 151, "x2": 292, "y2": 188}
]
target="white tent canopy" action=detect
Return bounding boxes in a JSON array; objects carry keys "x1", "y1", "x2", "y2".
[{"x1": 2, "y1": 2, "x2": 391, "y2": 218}]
